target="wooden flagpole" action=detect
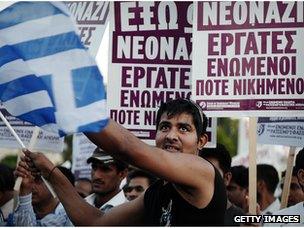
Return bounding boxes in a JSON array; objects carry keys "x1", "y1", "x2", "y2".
[{"x1": 248, "y1": 117, "x2": 257, "y2": 214}]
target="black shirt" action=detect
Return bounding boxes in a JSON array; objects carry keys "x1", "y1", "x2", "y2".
[{"x1": 144, "y1": 167, "x2": 227, "y2": 226}]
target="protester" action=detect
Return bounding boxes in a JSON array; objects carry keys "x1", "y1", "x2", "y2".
[
  {"x1": 257, "y1": 164, "x2": 280, "y2": 215},
  {"x1": 14, "y1": 166, "x2": 73, "y2": 226},
  {"x1": 265, "y1": 148, "x2": 304, "y2": 226},
  {"x1": 75, "y1": 178, "x2": 92, "y2": 198},
  {"x1": 16, "y1": 98, "x2": 227, "y2": 226},
  {"x1": 124, "y1": 169, "x2": 157, "y2": 201},
  {"x1": 280, "y1": 168, "x2": 304, "y2": 207},
  {"x1": 227, "y1": 165, "x2": 249, "y2": 212},
  {"x1": 200, "y1": 143, "x2": 245, "y2": 226},
  {"x1": 85, "y1": 148, "x2": 128, "y2": 212},
  {"x1": 0, "y1": 164, "x2": 15, "y2": 226}
]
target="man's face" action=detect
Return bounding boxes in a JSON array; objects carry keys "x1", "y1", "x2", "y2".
[
  {"x1": 155, "y1": 112, "x2": 206, "y2": 154},
  {"x1": 281, "y1": 176, "x2": 304, "y2": 207},
  {"x1": 31, "y1": 176, "x2": 52, "y2": 205},
  {"x1": 227, "y1": 181, "x2": 247, "y2": 209},
  {"x1": 124, "y1": 177, "x2": 150, "y2": 201},
  {"x1": 91, "y1": 161, "x2": 124, "y2": 195}
]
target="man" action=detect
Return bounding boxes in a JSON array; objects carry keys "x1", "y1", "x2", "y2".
[
  {"x1": 75, "y1": 178, "x2": 92, "y2": 198},
  {"x1": 0, "y1": 164, "x2": 14, "y2": 226},
  {"x1": 200, "y1": 143, "x2": 245, "y2": 226},
  {"x1": 280, "y1": 168, "x2": 304, "y2": 207},
  {"x1": 265, "y1": 148, "x2": 304, "y2": 226},
  {"x1": 16, "y1": 98, "x2": 227, "y2": 226},
  {"x1": 124, "y1": 169, "x2": 157, "y2": 201},
  {"x1": 257, "y1": 164, "x2": 280, "y2": 215},
  {"x1": 85, "y1": 148, "x2": 128, "y2": 211},
  {"x1": 14, "y1": 166, "x2": 73, "y2": 226},
  {"x1": 227, "y1": 165, "x2": 249, "y2": 212}
]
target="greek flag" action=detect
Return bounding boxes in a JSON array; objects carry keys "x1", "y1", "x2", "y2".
[{"x1": 0, "y1": 2, "x2": 108, "y2": 136}]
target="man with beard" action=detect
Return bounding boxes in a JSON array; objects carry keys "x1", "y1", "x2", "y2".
[
  {"x1": 85, "y1": 148, "x2": 128, "y2": 211},
  {"x1": 16, "y1": 98, "x2": 227, "y2": 226}
]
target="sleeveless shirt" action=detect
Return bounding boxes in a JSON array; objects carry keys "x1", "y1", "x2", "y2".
[{"x1": 143, "y1": 167, "x2": 227, "y2": 226}]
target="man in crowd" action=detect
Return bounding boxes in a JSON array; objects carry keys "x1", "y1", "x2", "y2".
[
  {"x1": 14, "y1": 165, "x2": 73, "y2": 226},
  {"x1": 16, "y1": 98, "x2": 227, "y2": 226},
  {"x1": 266, "y1": 148, "x2": 304, "y2": 226},
  {"x1": 85, "y1": 148, "x2": 128, "y2": 211},
  {"x1": 280, "y1": 167, "x2": 304, "y2": 207},
  {"x1": 227, "y1": 165, "x2": 249, "y2": 212},
  {"x1": 124, "y1": 169, "x2": 157, "y2": 201},
  {"x1": 0, "y1": 164, "x2": 14, "y2": 226},
  {"x1": 200, "y1": 143, "x2": 245, "y2": 226},
  {"x1": 257, "y1": 164, "x2": 280, "y2": 215}
]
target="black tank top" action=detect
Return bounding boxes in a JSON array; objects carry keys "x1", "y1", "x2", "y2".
[{"x1": 143, "y1": 167, "x2": 227, "y2": 226}]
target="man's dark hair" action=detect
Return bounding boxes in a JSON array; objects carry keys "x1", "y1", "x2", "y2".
[
  {"x1": 0, "y1": 164, "x2": 15, "y2": 192},
  {"x1": 230, "y1": 165, "x2": 248, "y2": 188},
  {"x1": 295, "y1": 148, "x2": 304, "y2": 170},
  {"x1": 281, "y1": 167, "x2": 298, "y2": 178},
  {"x1": 127, "y1": 169, "x2": 157, "y2": 186},
  {"x1": 257, "y1": 164, "x2": 279, "y2": 194},
  {"x1": 199, "y1": 143, "x2": 231, "y2": 174},
  {"x1": 57, "y1": 166, "x2": 75, "y2": 186},
  {"x1": 156, "y1": 98, "x2": 208, "y2": 137}
]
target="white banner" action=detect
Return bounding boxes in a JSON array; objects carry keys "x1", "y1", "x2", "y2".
[
  {"x1": 66, "y1": 1, "x2": 110, "y2": 57},
  {"x1": 72, "y1": 133, "x2": 95, "y2": 179},
  {"x1": 192, "y1": 2, "x2": 304, "y2": 117},
  {"x1": 257, "y1": 117, "x2": 304, "y2": 147},
  {"x1": 0, "y1": 107, "x2": 64, "y2": 153},
  {"x1": 108, "y1": 2, "x2": 216, "y2": 146}
]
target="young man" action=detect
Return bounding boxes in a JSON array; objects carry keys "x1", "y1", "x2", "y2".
[
  {"x1": 257, "y1": 164, "x2": 280, "y2": 215},
  {"x1": 16, "y1": 99, "x2": 227, "y2": 226},
  {"x1": 124, "y1": 169, "x2": 157, "y2": 201},
  {"x1": 265, "y1": 148, "x2": 304, "y2": 226},
  {"x1": 85, "y1": 148, "x2": 128, "y2": 211},
  {"x1": 200, "y1": 143, "x2": 245, "y2": 226}
]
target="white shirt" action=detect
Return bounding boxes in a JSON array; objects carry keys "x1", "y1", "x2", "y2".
[
  {"x1": 261, "y1": 198, "x2": 281, "y2": 215},
  {"x1": 264, "y1": 202, "x2": 304, "y2": 226},
  {"x1": 85, "y1": 190, "x2": 127, "y2": 211}
]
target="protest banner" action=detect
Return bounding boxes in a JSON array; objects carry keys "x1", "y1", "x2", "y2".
[
  {"x1": 66, "y1": 1, "x2": 110, "y2": 57},
  {"x1": 72, "y1": 133, "x2": 95, "y2": 180},
  {"x1": 257, "y1": 117, "x2": 304, "y2": 147},
  {"x1": 108, "y1": 2, "x2": 216, "y2": 146},
  {"x1": 192, "y1": 2, "x2": 304, "y2": 117},
  {"x1": 0, "y1": 106, "x2": 64, "y2": 153}
]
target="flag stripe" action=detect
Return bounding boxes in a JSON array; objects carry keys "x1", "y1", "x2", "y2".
[
  {"x1": 27, "y1": 49, "x2": 96, "y2": 76},
  {"x1": 0, "y1": 59, "x2": 35, "y2": 84},
  {"x1": 18, "y1": 107, "x2": 56, "y2": 126},
  {"x1": 1, "y1": 14, "x2": 75, "y2": 46},
  {"x1": 0, "y1": 46, "x2": 19, "y2": 67},
  {"x1": 0, "y1": 2, "x2": 63, "y2": 30},
  {"x1": 78, "y1": 119, "x2": 109, "y2": 133},
  {"x1": 3, "y1": 91, "x2": 53, "y2": 116},
  {"x1": 0, "y1": 75, "x2": 47, "y2": 102},
  {"x1": 12, "y1": 32, "x2": 84, "y2": 60}
]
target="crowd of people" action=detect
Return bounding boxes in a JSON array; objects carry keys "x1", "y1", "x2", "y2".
[{"x1": 0, "y1": 98, "x2": 303, "y2": 226}]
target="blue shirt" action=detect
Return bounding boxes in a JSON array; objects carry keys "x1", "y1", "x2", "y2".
[{"x1": 14, "y1": 194, "x2": 73, "y2": 226}]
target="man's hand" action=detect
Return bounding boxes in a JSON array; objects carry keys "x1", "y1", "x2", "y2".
[
  {"x1": 23, "y1": 150, "x2": 55, "y2": 178},
  {"x1": 14, "y1": 156, "x2": 34, "y2": 195}
]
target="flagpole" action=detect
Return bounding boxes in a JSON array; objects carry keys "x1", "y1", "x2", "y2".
[{"x1": 0, "y1": 111, "x2": 56, "y2": 204}]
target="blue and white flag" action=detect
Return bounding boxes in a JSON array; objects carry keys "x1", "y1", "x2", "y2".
[{"x1": 0, "y1": 2, "x2": 108, "y2": 136}]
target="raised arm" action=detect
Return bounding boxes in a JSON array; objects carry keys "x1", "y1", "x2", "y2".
[
  {"x1": 86, "y1": 119, "x2": 215, "y2": 207},
  {"x1": 15, "y1": 153, "x2": 145, "y2": 226}
]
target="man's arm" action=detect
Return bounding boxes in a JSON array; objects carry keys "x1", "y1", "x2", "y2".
[
  {"x1": 16, "y1": 155, "x2": 145, "y2": 226},
  {"x1": 86, "y1": 120, "x2": 215, "y2": 208}
]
